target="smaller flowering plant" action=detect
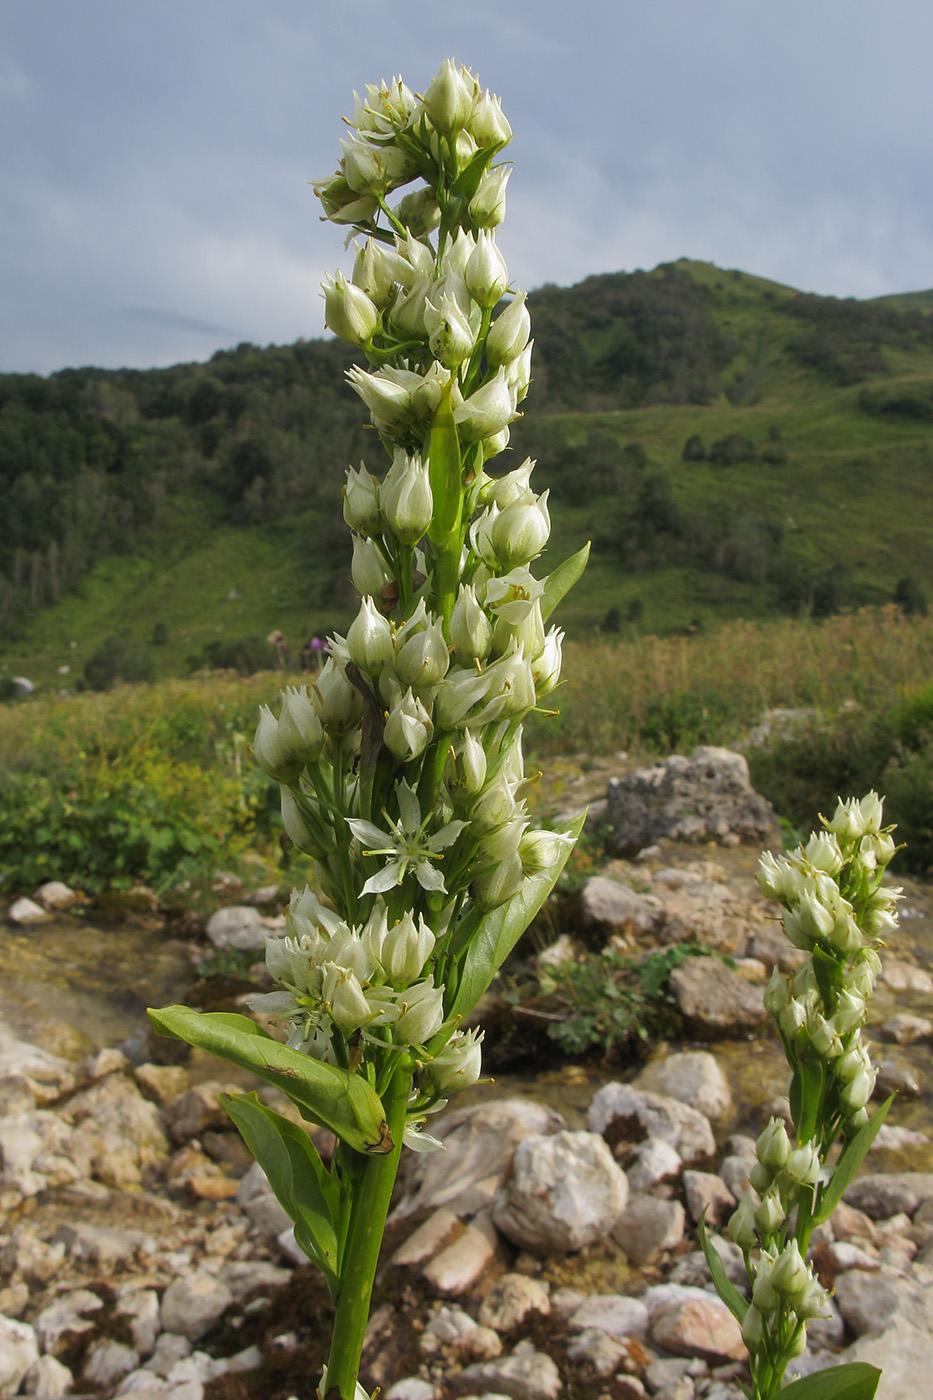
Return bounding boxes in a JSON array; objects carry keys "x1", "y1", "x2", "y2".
[{"x1": 701, "y1": 792, "x2": 898, "y2": 1400}]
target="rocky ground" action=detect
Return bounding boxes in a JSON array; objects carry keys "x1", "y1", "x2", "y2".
[{"x1": 2, "y1": 747, "x2": 932, "y2": 1400}]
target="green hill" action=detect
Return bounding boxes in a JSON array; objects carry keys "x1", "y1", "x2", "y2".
[{"x1": 3, "y1": 259, "x2": 933, "y2": 691}]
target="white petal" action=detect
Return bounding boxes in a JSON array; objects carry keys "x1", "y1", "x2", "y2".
[
  {"x1": 414, "y1": 861, "x2": 447, "y2": 893},
  {"x1": 347, "y1": 817, "x2": 393, "y2": 848},
  {"x1": 395, "y1": 778, "x2": 422, "y2": 832},
  {"x1": 361, "y1": 863, "x2": 404, "y2": 896}
]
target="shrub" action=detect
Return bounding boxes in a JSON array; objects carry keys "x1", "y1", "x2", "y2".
[{"x1": 83, "y1": 635, "x2": 156, "y2": 691}]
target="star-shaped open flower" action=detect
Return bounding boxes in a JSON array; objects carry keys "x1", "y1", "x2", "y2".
[{"x1": 347, "y1": 779, "x2": 467, "y2": 895}]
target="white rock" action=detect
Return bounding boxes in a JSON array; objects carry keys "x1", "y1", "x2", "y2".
[
  {"x1": 32, "y1": 882, "x2": 78, "y2": 912},
  {"x1": 626, "y1": 1137, "x2": 683, "y2": 1192},
  {"x1": 83, "y1": 1340, "x2": 140, "y2": 1388},
  {"x1": 384, "y1": 1381, "x2": 438, "y2": 1400},
  {"x1": 456, "y1": 1339, "x2": 562, "y2": 1400},
  {"x1": 237, "y1": 1161, "x2": 292, "y2": 1237},
  {"x1": 633, "y1": 1052, "x2": 733, "y2": 1122},
  {"x1": 116, "y1": 1289, "x2": 161, "y2": 1357},
  {"x1": 833, "y1": 1270, "x2": 903, "y2": 1336},
  {"x1": 493, "y1": 1130, "x2": 629, "y2": 1254},
  {"x1": 205, "y1": 906, "x2": 265, "y2": 951},
  {"x1": 0, "y1": 1314, "x2": 39, "y2": 1396},
  {"x1": 8, "y1": 898, "x2": 50, "y2": 925},
  {"x1": 479, "y1": 1275, "x2": 550, "y2": 1332},
  {"x1": 567, "y1": 1293, "x2": 649, "y2": 1339},
  {"x1": 159, "y1": 1272, "x2": 234, "y2": 1342},
  {"x1": 612, "y1": 1193, "x2": 686, "y2": 1265},
  {"x1": 22, "y1": 1353, "x2": 72, "y2": 1397},
  {"x1": 34, "y1": 1289, "x2": 104, "y2": 1355},
  {"x1": 588, "y1": 1082, "x2": 715, "y2": 1166}
]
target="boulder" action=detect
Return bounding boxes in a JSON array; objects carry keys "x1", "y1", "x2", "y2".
[
  {"x1": 493, "y1": 1130, "x2": 628, "y2": 1254},
  {"x1": 667, "y1": 957, "x2": 767, "y2": 1036},
  {"x1": 632, "y1": 1051, "x2": 733, "y2": 1122},
  {"x1": 588, "y1": 1082, "x2": 716, "y2": 1166},
  {"x1": 205, "y1": 906, "x2": 265, "y2": 951},
  {"x1": 605, "y1": 747, "x2": 779, "y2": 856},
  {"x1": 32, "y1": 882, "x2": 78, "y2": 913},
  {"x1": 612, "y1": 1193, "x2": 685, "y2": 1265},
  {"x1": 579, "y1": 877, "x2": 661, "y2": 935}
]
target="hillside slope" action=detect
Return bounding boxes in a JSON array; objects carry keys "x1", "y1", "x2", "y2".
[{"x1": 2, "y1": 259, "x2": 933, "y2": 689}]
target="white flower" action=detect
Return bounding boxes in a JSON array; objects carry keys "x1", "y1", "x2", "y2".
[{"x1": 347, "y1": 780, "x2": 467, "y2": 895}]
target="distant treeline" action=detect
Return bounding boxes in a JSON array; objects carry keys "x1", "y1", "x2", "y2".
[{"x1": 2, "y1": 263, "x2": 932, "y2": 632}]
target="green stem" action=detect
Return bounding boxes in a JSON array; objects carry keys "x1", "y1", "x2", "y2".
[{"x1": 324, "y1": 1064, "x2": 411, "y2": 1399}]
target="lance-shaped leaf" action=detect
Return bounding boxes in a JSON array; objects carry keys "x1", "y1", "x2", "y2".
[
  {"x1": 812, "y1": 1096, "x2": 893, "y2": 1226},
  {"x1": 697, "y1": 1212, "x2": 747, "y2": 1324},
  {"x1": 775, "y1": 1362, "x2": 881, "y2": 1400},
  {"x1": 224, "y1": 1093, "x2": 341, "y2": 1297},
  {"x1": 542, "y1": 541, "x2": 590, "y2": 622},
  {"x1": 148, "y1": 1007, "x2": 392, "y2": 1155},
  {"x1": 440, "y1": 813, "x2": 585, "y2": 1032}
]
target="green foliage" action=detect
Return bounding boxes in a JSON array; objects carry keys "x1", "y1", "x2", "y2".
[
  {"x1": 83, "y1": 633, "x2": 156, "y2": 690},
  {"x1": 530, "y1": 943, "x2": 716, "y2": 1059}
]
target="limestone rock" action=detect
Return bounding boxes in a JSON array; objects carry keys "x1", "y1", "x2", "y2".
[
  {"x1": 83, "y1": 1339, "x2": 140, "y2": 1389},
  {"x1": 237, "y1": 1160, "x2": 292, "y2": 1236},
  {"x1": 479, "y1": 1274, "x2": 551, "y2": 1332},
  {"x1": 632, "y1": 1051, "x2": 733, "y2": 1122},
  {"x1": 421, "y1": 1209, "x2": 499, "y2": 1294},
  {"x1": 613, "y1": 1193, "x2": 686, "y2": 1265},
  {"x1": 682, "y1": 1170, "x2": 736, "y2": 1226},
  {"x1": 833, "y1": 1270, "x2": 903, "y2": 1336},
  {"x1": 605, "y1": 747, "x2": 779, "y2": 856},
  {"x1": 34, "y1": 1289, "x2": 104, "y2": 1355},
  {"x1": 205, "y1": 906, "x2": 265, "y2": 951},
  {"x1": 160, "y1": 1272, "x2": 234, "y2": 1342},
  {"x1": 649, "y1": 1294, "x2": 745, "y2": 1363},
  {"x1": 668, "y1": 958, "x2": 767, "y2": 1036},
  {"x1": 626, "y1": 1136, "x2": 683, "y2": 1192},
  {"x1": 567, "y1": 1293, "x2": 649, "y2": 1339},
  {"x1": 64, "y1": 1073, "x2": 170, "y2": 1187},
  {"x1": 454, "y1": 1339, "x2": 561, "y2": 1399},
  {"x1": 579, "y1": 877, "x2": 661, "y2": 935},
  {"x1": 22, "y1": 1354, "x2": 72, "y2": 1397},
  {"x1": 164, "y1": 1081, "x2": 242, "y2": 1143},
  {"x1": 845, "y1": 1172, "x2": 933, "y2": 1219},
  {"x1": 588, "y1": 1082, "x2": 715, "y2": 1166},
  {"x1": 32, "y1": 882, "x2": 78, "y2": 913},
  {"x1": 493, "y1": 1130, "x2": 628, "y2": 1254},
  {"x1": 8, "y1": 898, "x2": 50, "y2": 925},
  {"x1": 0, "y1": 1314, "x2": 39, "y2": 1396}
]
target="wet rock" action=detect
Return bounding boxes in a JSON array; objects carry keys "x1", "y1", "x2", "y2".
[
  {"x1": 8, "y1": 898, "x2": 51, "y2": 925},
  {"x1": 605, "y1": 747, "x2": 779, "y2": 856},
  {"x1": 649, "y1": 1294, "x2": 745, "y2": 1363},
  {"x1": 394, "y1": 1099, "x2": 564, "y2": 1221},
  {"x1": 160, "y1": 1272, "x2": 234, "y2": 1341},
  {"x1": 0, "y1": 1314, "x2": 39, "y2": 1395},
  {"x1": 454, "y1": 1339, "x2": 562, "y2": 1399},
  {"x1": 632, "y1": 1051, "x2": 733, "y2": 1123},
  {"x1": 493, "y1": 1130, "x2": 629, "y2": 1254},
  {"x1": 32, "y1": 882, "x2": 78, "y2": 913},
  {"x1": 667, "y1": 958, "x2": 766, "y2": 1036},
  {"x1": 205, "y1": 906, "x2": 265, "y2": 952},
  {"x1": 478, "y1": 1274, "x2": 551, "y2": 1332},
  {"x1": 588, "y1": 1082, "x2": 716, "y2": 1166},
  {"x1": 612, "y1": 1193, "x2": 685, "y2": 1265},
  {"x1": 844, "y1": 1172, "x2": 933, "y2": 1219},
  {"x1": 579, "y1": 877, "x2": 661, "y2": 935}
]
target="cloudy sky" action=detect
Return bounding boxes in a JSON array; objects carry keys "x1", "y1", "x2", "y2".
[{"x1": 3, "y1": 0, "x2": 932, "y2": 375}]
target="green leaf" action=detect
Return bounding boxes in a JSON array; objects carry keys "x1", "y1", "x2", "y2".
[
  {"x1": 792, "y1": 1052, "x2": 825, "y2": 1143},
  {"x1": 223, "y1": 1093, "x2": 340, "y2": 1298},
  {"x1": 813, "y1": 1096, "x2": 894, "y2": 1226},
  {"x1": 776, "y1": 1362, "x2": 881, "y2": 1400},
  {"x1": 541, "y1": 542, "x2": 590, "y2": 623},
  {"x1": 147, "y1": 1007, "x2": 391, "y2": 1155},
  {"x1": 696, "y1": 1212, "x2": 748, "y2": 1324},
  {"x1": 426, "y1": 391, "x2": 462, "y2": 545},
  {"x1": 442, "y1": 813, "x2": 585, "y2": 1030}
]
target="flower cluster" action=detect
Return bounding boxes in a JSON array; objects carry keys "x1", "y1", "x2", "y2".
[
  {"x1": 717, "y1": 793, "x2": 900, "y2": 1394},
  {"x1": 250, "y1": 60, "x2": 582, "y2": 1142}
]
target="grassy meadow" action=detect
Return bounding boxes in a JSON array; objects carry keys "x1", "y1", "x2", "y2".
[{"x1": 3, "y1": 606, "x2": 933, "y2": 900}]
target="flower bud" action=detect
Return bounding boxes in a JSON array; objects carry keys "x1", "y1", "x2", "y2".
[
  {"x1": 840, "y1": 1064, "x2": 875, "y2": 1112},
  {"x1": 471, "y1": 89, "x2": 512, "y2": 146},
  {"x1": 380, "y1": 449, "x2": 434, "y2": 546},
  {"x1": 755, "y1": 1188, "x2": 785, "y2": 1235},
  {"x1": 728, "y1": 1197, "x2": 759, "y2": 1251},
  {"x1": 351, "y1": 535, "x2": 393, "y2": 598},
  {"x1": 253, "y1": 705, "x2": 302, "y2": 784},
  {"x1": 763, "y1": 967, "x2": 790, "y2": 1019},
  {"x1": 280, "y1": 788, "x2": 320, "y2": 856},
  {"x1": 770, "y1": 1241, "x2": 810, "y2": 1301},
  {"x1": 396, "y1": 615, "x2": 450, "y2": 689},
  {"x1": 384, "y1": 688, "x2": 433, "y2": 761},
  {"x1": 279, "y1": 686, "x2": 325, "y2": 762},
  {"x1": 394, "y1": 976, "x2": 445, "y2": 1045},
  {"x1": 520, "y1": 828, "x2": 573, "y2": 875},
  {"x1": 756, "y1": 1118, "x2": 791, "y2": 1172},
  {"x1": 314, "y1": 173, "x2": 379, "y2": 225},
  {"x1": 469, "y1": 164, "x2": 511, "y2": 229},
  {"x1": 450, "y1": 584, "x2": 493, "y2": 665},
  {"x1": 533, "y1": 628, "x2": 563, "y2": 697},
  {"x1": 394, "y1": 186, "x2": 441, "y2": 236},
  {"x1": 346, "y1": 596, "x2": 394, "y2": 675},
  {"x1": 343, "y1": 463, "x2": 382, "y2": 536},
  {"x1": 505, "y1": 341, "x2": 533, "y2": 404},
  {"x1": 381, "y1": 912, "x2": 436, "y2": 986},
  {"x1": 454, "y1": 369, "x2": 517, "y2": 445},
  {"x1": 340, "y1": 137, "x2": 412, "y2": 197},
  {"x1": 779, "y1": 997, "x2": 808, "y2": 1039},
  {"x1": 471, "y1": 851, "x2": 525, "y2": 909},
  {"x1": 314, "y1": 658, "x2": 363, "y2": 733},
  {"x1": 486, "y1": 291, "x2": 531, "y2": 367},
  {"x1": 322, "y1": 962, "x2": 372, "y2": 1034},
  {"x1": 785, "y1": 1142, "x2": 822, "y2": 1186},
  {"x1": 422, "y1": 1028, "x2": 484, "y2": 1095},
  {"x1": 322, "y1": 271, "x2": 379, "y2": 347},
  {"x1": 352, "y1": 237, "x2": 397, "y2": 309},
  {"x1": 802, "y1": 830, "x2": 844, "y2": 875},
  {"x1": 751, "y1": 1256, "x2": 779, "y2": 1314},
  {"x1": 424, "y1": 292, "x2": 476, "y2": 368},
  {"x1": 423, "y1": 58, "x2": 476, "y2": 135},
  {"x1": 347, "y1": 365, "x2": 413, "y2": 432},
  {"x1": 465, "y1": 231, "x2": 509, "y2": 308},
  {"x1": 491, "y1": 490, "x2": 551, "y2": 567},
  {"x1": 741, "y1": 1304, "x2": 765, "y2": 1350}
]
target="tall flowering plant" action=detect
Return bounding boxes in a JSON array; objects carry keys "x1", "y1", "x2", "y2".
[
  {"x1": 150, "y1": 61, "x2": 587, "y2": 1400},
  {"x1": 701, "y1": 793, "x2": 898, "y2": 1400}
]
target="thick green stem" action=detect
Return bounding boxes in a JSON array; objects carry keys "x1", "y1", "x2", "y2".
[{"x1": 324, "y1": 1064, "x2": 411, "y2": 1399}]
